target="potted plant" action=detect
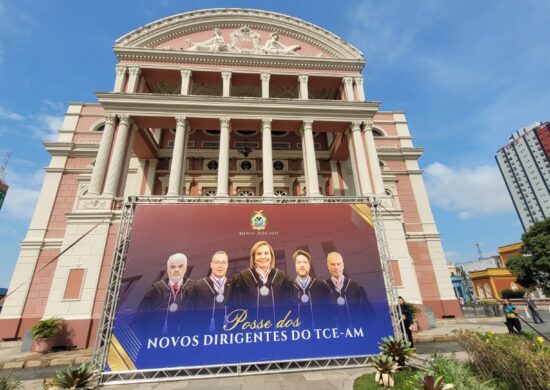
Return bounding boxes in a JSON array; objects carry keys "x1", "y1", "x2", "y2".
[
  {"x1": 370, "y1": 354, "x2": 399, "y2": 388},
  {"x1": 43, "y1": 364, "x2": 95, "y2": 389},
  {"x1": 31, "y1": 317, "x2": 64, "y2": 353}
]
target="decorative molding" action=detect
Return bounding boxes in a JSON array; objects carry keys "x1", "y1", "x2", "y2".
[
  {"x1": 128, "y1": 66, "x2": 141, "y2": 76},
  {"x1": 104, "y1": 114, "x2": 117, "y2": 125},
  {"x1": 175, "y1": 115, "x2": 187, "y2": 126},
  {"x1": 78, "y1": 197, "x2": 109, "y2": 210},
  {"x1": 220, "y1": 117, "x2": 231, "y2": 127},
  {"x1": 96, "y1": 92, "x2": 380, "y2": 122},
  {"x1": 350, "y1": 121, "x2": 362, "y2": 132},
  {"x1": 114, "y1": 47, "x2": 364, "y2": 72},
  {"x1": 118, "y1": 114, "x2": 133, "y2": 127},
  {"x1": 185, "y1": 26, "x2": 301, "y2": 57},
  {"x1": 363, "y1": 119, "x2": 374, "y2": 131},
  {"x1": 114, "y1": 9, "x2": 364, "y2": 60}
]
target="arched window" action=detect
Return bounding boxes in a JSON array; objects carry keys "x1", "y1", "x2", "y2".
[
  {"x1": 372, "y1": 127, "x2": 385, "y2": 137},
  {"x1": 91, "y1": 122, "x2": 105, "y2": 132}
]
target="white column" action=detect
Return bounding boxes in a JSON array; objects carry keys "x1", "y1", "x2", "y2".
[
  {"x1": 103, "y1": 114, "x2": 133, "y2": 196},
  {"x1": 126, "y1": 67, "x2": 141, "y2": 93},
  {"x1": 363, "y1": 119, "x2": 384, "y2": 194},
  {"x1": 221, "y1": 71, "x2": 232, "y2": 97},
  {"x1": 302, "y1": 119, "x2": 320, "y2": 196},
  {"x1": 350, "y1": 120, "x2": 372, "y2": 195},
  {"x1": 180, "y1": 70, "x2": 192, "y2": 95},
  {"x1": 216, "y1": 117, "x2": 230, "y2": 196},
  {"x1": 88, "y1": 114, "x2": 117, "y2": 196},
  {"x1": 354, "y1": 76, "x2": 365, "y2": 102},
  {"x1": 298, "y1": 75, "x2": 309, "y2": 100},
  {"x1": 167, "y1": 116, "x2": 187, "y2": 197},
  {"x1": 262, "y1": 118, "x2": 274, "y2": 196},
  {"x1": 114, "y1": 65, "x2": 127, "y2": 93},
  {"x1": 261, "y1": 73, "x2": 270, "y2": 98},
  {"x1": 342, "y1": 77, "x2": 355, "y2": 101}
]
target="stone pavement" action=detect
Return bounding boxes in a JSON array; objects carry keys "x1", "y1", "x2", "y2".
[{"x1": 2, "y1": 315, "x2": 548, "y2": 389}]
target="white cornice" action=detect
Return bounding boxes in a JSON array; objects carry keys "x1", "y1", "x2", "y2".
[
  {"x1": 96, "y1": 92, "x2": 379, "y2": 122},
  {"x1": 115, "y1": 9, "x2": 363, "y2": 61},
  {"x1": 115, "y1": 47, "x2": 364, "y2": 72}
]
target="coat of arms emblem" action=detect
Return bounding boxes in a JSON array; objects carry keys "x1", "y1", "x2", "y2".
[{"x1": 250, "y1": 210, "x2": 267, "y2": 230}]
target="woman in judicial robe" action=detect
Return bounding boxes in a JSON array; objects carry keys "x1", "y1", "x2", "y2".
[{"x1": 229, "y1": 240, "x2": 291, "y2": 323}]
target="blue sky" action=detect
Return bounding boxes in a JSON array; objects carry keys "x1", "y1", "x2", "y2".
[{"x1": 0, "y1": 0, "x2": 548, "y2": 287}]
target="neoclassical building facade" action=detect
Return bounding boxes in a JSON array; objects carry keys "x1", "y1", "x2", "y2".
[{"x1": 0, "y1": 9, "x2": 459, "y2": 347}]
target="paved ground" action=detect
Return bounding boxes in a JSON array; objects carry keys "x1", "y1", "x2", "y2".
[{"x1": 2, "y1": 314, "x2": 548, "y2": 389}]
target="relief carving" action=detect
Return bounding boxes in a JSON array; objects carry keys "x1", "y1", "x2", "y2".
[{"x1": 184, "y1": 26, "x2": 301, "y2": 56}]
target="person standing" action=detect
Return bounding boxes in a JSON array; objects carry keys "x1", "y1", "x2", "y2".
[
  {"x1": 526, "y1": 293, "x2": 545, "y2": 324},
  {"x1": 503, "y1": 298, "x2": 522, "y2": 334},
  {"x1": 398, "y1": 296, "x2": 415, "y2": 347}
]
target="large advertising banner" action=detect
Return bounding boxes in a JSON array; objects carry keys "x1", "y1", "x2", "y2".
[{"x1": 105, "y1": 203, "x2": 394, "y2": 372}]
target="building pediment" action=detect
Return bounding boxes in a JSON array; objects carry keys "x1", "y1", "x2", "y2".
[{"x1": 115, "y1": 8, "x2": 364, "y2": 61}]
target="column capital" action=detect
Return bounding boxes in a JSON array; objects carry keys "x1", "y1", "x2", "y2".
[
  {"x1": 118, "y1": 114, "x2": 133, "y2": 127},
  {"x1": 363, "y1": 119, "x2": 374, "y2": 131},
  {"x1": 260, "y1": 73, "x2": 271, "y2": 82},
  {"x1": 221, "y1": 71, "x2": 232, "y2": 81},
  {"x1": 128, "y1": 66, "x2": 141, "y2": 76},
  {"x1": 175, "y1": 115, "x2": 187, "y2": 126},
  {"x1": 261, "y1": 118, "x2": 272, "y2": 128},
  {"x1": 104, "y1": 113, "x2": 117, "y2": 125},
  {"x1": 180, "y1": 69, "x2": 192, "y2": 78},
  {"x1": 342, "y1": 76, "x2": 354, "y2": 86},
  {"x1": 220, "y1": 117, "x2": 231, "y2": 128},
  {"x1": 115, "y1": 65, "x2": 127, "y2": 76},
  {"x1": 302, "y1": 119, "x2": 314, "y2": 130},
  {"x1": 354, "y1": 76, "x2": 364, "y2": 86},
  {"x1": 350, "y1": 121, "x2": 362, "y2": 132},
  {"x1": 298, "y1": 75, "x2": 309, "y2": 83}
]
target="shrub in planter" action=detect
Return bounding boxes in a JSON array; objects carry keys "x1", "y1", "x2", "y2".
[
  {"x1": 44, "y1": 364, "x2": 95, "y2": 389},
  {"x1": 455, "y1": 330, "x2": 550, "y2": 389},
  {"x1": 31, "y1": 317, "x2": 64, "y2": 353},
  {"x1": 379, "y1": 335, "x2": 415, "y2": 367},
  {"x1": 424, "y1": 353, "x2": 496, "y2": 390},
  {"x1": 414, "y1": 374, "x2": 454, "y2": 390},
  {"x1": 370, "y1": 354, "x2": 399, "y2": 388},
  {"x1": 0, "y1": 372, "x2": 21, "y2": 390}
]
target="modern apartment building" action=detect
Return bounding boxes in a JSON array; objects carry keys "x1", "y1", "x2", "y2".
[{"x1": 496, "y1": 121, "x2": 550, "y2": 230}]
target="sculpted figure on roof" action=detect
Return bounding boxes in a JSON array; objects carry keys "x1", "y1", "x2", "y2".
[
  {"x1": 186, "y1": 28, "x2": 228, "y2": 52},
  {"x1": 261, "y1": 32, "x2": 300, "y2": 55}
]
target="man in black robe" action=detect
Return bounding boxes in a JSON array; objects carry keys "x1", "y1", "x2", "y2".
[
  {"x1": 187, "y1": 251, "x2": 232, "y2": 332},
  {"x1": 325, "y1": 251, "x2": 368, "y2": 330},
  {"x1": 229, "y1": 241, "x2": 292, "y2": 324},
  {"x1": 290, "y1": 249, "x2": 331, "y2": 329},
  {"x1": 138, "y1": 252, "x2": 192, "y2": 334}
]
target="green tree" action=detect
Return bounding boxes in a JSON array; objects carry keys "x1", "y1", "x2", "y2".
[{"x1": 507, "y1": 217, "x2": 550, "y2": 295}]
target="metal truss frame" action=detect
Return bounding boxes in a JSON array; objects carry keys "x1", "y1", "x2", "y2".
[{"x1": 91, "y1": 195, "x2": 403, "y2": 385}]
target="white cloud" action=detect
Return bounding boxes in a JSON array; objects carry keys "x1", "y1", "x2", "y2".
[
  {"x1": 41, "y1": 99, "x2": 65, "y2": 111},
  {"x1": 0, "y1": 106, "x2": 23, "y2": 121},
  {"x1": 424, "y1": 162, "x2": 514, "y2": 219},
  {"x1": 2, "y1": 166, "x2": 44, "y2": 220},
  {"x1": 29, "y1": 114, "x2": 63, "y2": 141}
]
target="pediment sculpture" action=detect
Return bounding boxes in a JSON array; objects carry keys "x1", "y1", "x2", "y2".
[{"x1": 185, "y1": 26, "x2": 301, "y2": 56}]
